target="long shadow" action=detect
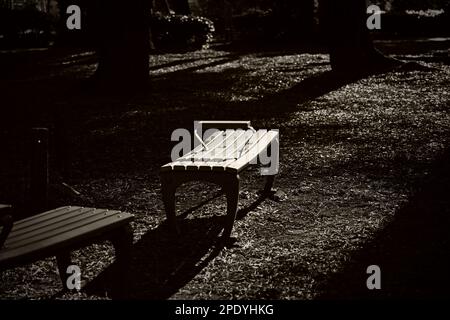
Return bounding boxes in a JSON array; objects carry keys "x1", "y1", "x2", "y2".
[
  {"x1": 136, "y1": 68, "x2": 374, "y2": 131},
  {"x1": 83, "y1": 192, "x2": 271, "y2": 299},
  {"x1": 317, "y1": 147, "x2": 450, "y2": 299},
  {"x1": 226, "y1": 70, "x2": 377, "y2": 121},
  {"x1": 144, "y1": 68, "x2": 379, "y2": 124},
  {"x1": 148, "y1": 53, "x2": 237, "y2": 71},
  {"x1": 212, "y1": 42, "x2": 326, "y2": 57},
  {"x1": 151, "y1": 56, "x2": 242, "y2": 78},
  {"x1": 84, "y1": 216, "x2": 224, "y2": 299}
]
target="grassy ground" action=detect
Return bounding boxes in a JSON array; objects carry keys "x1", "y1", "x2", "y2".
[{"x1": 0, "y1": 40, "x2": 449, "y2": 299}]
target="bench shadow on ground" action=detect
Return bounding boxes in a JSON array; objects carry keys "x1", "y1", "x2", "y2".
[
  {"x1": 85, "y1": 217, "x2": 223, "y2": 299},
  {"x1": 83, "y1": 191, "x2": 270, "y2": 300},
  {"x1": 316, "y1": 147, "x2": 450, "y2": 299}
]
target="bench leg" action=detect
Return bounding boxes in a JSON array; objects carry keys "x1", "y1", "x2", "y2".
[
  {"x1": 161, "y1": 174, "x2": 180, "y2": 234},
  {"x1": 110, "y1": 224, "x2": 134, "y2": 299},
  {"x1": 221, "y1": 174, "x2": 240, "y2": 243},
  {"x1": 262, "y1": 133, "x2": 278, "y2": 195},
  {"x1": 264, "y1": 175, "x2": 275, "y2": 195},
  {"x1": 56, "y1": 252, "x2": 72, "y2": 290},
  {"x1": 0, "y1": 206, "x2": 13, "y2": 249}
]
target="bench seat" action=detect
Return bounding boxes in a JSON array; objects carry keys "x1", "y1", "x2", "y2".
[
  {"x1": 161, "y1": 129, "x2": 279, "y2": 173},
  {"x1": 0, "y1": 206, "x2": 134, "y2": 294}
]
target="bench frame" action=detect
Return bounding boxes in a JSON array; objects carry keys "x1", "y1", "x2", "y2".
[{"x1": 160, "y1": 121, "x2": 278, "y2": 242}]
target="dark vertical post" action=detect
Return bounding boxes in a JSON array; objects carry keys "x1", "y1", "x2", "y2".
[
  {"x1": 30, "y1": 128, "x2": 49, "y2": 214},
  {"x1": 0, "y1": 204, "x2": 13, "y2": 248},
  {"x1": 53, "y1": 106, "x2": 70, "y2": 177},
  {"x1": 171, "y1": 0, "x2": 191, "y2": 15},
  {"x1": 223, "y1": 0, "x2": 233, "y2": 42},
  {"x1": 93, "y1": 0, "x2": 151, "y2": 87},
  {"x1": 162, "y1": 0, "x2": 172, "y2": 14}
]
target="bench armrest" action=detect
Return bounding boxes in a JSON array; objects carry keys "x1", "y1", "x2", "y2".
[
  {"x1": 194, "y1": 121, "x2": 254, "y2": 144},
  {"x1": 195, "y1": 121, "x2": 251, "y2": 131},
  {"x1": 0, "y1": 205, "x2": 13, "y2": 249}
]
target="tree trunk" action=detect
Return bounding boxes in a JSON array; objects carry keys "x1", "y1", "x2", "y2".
[
  {"x1": 319, "y1": 0, "x2": 398, "y2": 72},
  {"x1": 93, "y1": 0, "x2": 151, "y2": 87},
  {"x1": 274, "y1": 0, "x2": 315, "y2": 39},
  {"x1": 152, "y1": 0, "x2": 172, "y2": 14},
  {"x1": 169, "y1": 0, "x2": 190, "y2": 15}
]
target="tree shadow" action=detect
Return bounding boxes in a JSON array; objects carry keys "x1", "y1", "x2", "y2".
[
  {"x1": 212, "y1": 42, "x2": 326, "y2": 57},
  {"x1": 131, "y1": 67, "x2": 376, "y2": 130},
  {"x1": 139, "y1": 68, "x2": 383, "y2": 126},
  {"x1": 151, "y1": 56, "x2": 242, "y2": 79},
  {"x1": 233, "y1": 68, "x2": 393, "y2": 121},
  {"x1": 149, "y1": 53, "x2": 241, "y2": 72},
  {"x1": 316, "y1": 147, "x2": 450, "y2": 299}
]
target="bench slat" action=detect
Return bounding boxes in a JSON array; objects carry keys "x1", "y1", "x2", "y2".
[
  {"x1": 163, "y1": 130, "x2": 243, "y2": 171},
  {"x1": 10, "y1": 207, "x2": 93, "y2": 233},
  {"x1": 161, "y1": 131, "x2": 225, "y2": 172},
  {"x1": 196, "y1": 129, "x2": 253, "y2": 161},
  {"x1": 187, "y1": 159, "x2": 236, "y2": 172},
  {"x1": 12, "y1": 206, "x2": 77, "y2": 229},
  {"x1": 226, "y1": 130, "x2": 278, "y2": 173},
  {"x1": 193, "y1": 130, "x2": 242, "y2": 161},
  {"x1": 161, "y1": 129, "x2": 259, "y2": 172},
  {"x1": 0, "y1": 211, "x2": 132, "y2": 268},
  {"x1": 5, "y1": 209, "x2": 111, "y2": 246},
  {"x1": 237, "y1": 129, "x2": 266, "y2": 156},
  {"x1": 3, "y1": 209, "x2": 120, "y2": 250},
  {"x1": 178, "y1": 131, "x2": 223, "y2": 160},
  {"x1": 210, "y1": 159, "x2": 236, "y2": 171}
]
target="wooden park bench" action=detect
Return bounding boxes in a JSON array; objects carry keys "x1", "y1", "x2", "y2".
[
  {"x1": 0, "y1": 205, "x2": 133, "y2": 293},
  {"x1": 160, "y1": 121, "x2": 279, "y2": 242}
]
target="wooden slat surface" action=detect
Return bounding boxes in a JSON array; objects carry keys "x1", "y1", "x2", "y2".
[
  {"x1": 226, "y1": 130, "x2": 279, "y2": 173},
  {"x1": 204, "y1": 130, "x2": 252, "y2": 161},
  {"x1": 162, "y1": 130, "x2": 237, "y2": 171},
  {"x1": 6, "y1": 209, "x2": 112, "y2": 247},
  {"x1": 0, "y1": 206, "x2": 133, "y2": 268},
  {"x1": 11, "y1": 207, "x2": 93, "y2": 233},
  {"x1": 190, "y1": 129, "x2": 244, "y2": 161},
  {"x1": 161, "y1": 129, "x2": 278, "y2": 173},
  {"x1": 178, "y1": 130, "x2": 224, "y2": 160}
]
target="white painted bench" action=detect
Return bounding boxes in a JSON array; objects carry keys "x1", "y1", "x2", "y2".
[{"x1": 160, "y1": 121, "x2": 279, "y2": 242}]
